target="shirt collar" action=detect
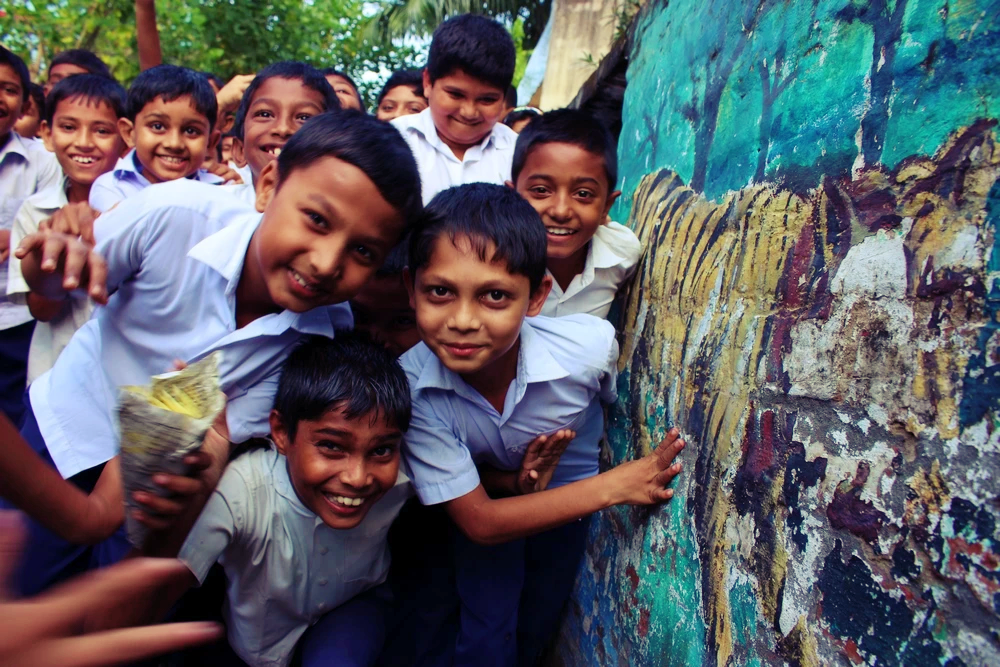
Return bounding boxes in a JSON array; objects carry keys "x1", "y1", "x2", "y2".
[
  {"x1": 0, "y1": 132, "x2": 30, "y2": 165},
  {"x1": 272, "y1": 452, "x2": 316, "y2": 519},
  {"x1": 32, "y1": 177, "x2": 71, "y2": 209},
  {"x1": 109, "y1": 149, "x2": 147, "y2": 182},
  {"x1": 591, "y1": 225, "x2": 633, "y2": 269},
  {"x1": 413, "y1": 319, "x2": 569, "y2": 395}
]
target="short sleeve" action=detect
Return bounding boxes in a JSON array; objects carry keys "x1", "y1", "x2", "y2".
[
  {"x1": 92, "y1": 192, "x2": 164, "y2": 295},
  {"x1": 178, "y1": 471, "x2": 245, "y2": 584},
  {"x1": 88, "y1": 173, "x2": 124, "y2": 213},
  {"x1": 6, "y1": 201, "x2": 38, "y2": 299},
  {"x1": 34, "y1": 149, "x2": 61, "y2": 193},
  {"x1": 402, "y1": 393, "x2": 481, "y2": 506}
]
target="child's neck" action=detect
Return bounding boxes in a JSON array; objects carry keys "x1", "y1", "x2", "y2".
[
  {"x1": 234, "y1": 239, "x2": 281, "y2": 328},
  {"x1": 437, "y1": 129, "x2": 484, "y2": 162},
  {"x1": 66, "y1": 180, "x2": 91, "y2": 204},
  {"x1": 548, "y1": 244, "x2": 591, "y2": 292},
  {"x1": 461, "y1": 338, "x2": 521, "y2": 414}
]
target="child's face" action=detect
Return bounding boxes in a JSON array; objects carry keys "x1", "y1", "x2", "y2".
[
  {"x1": 423, "y1": 69, "x2": 505, "y2": 153},
  {"x1": 245, "y1": 157, "x2": 405, "y2": 313},
  {"x1": 235, "y1": 77, "x2": 327, "y2": 182},
  {"x1": 325, "y1": 75, "x2": 362, "y2": 112},
  {"x1": 512, "y1": 142, "x2": 620, "y2": 267},
  {"x1": 408, "y1": 234, "x2": 550, "y2": 380},
  {"x1": 42, "y1": 97, "x2": 125, "y2": 190},
  {"x1": 376, "y1": 85, "x2": 427, "y2": 122},
  {"x1": 44, "y1": 63, "x2": 89, "y2": 94},
  {"x1": 351, "y1": 274, "x2": 421, "y2": 357},
  {"x1": 271, "y1": 405, "x2": 401, "y2": 530},
  {"x1": 220, "y1": 135, "x2": 234, "y2": 164},
  {"x1": 14, "y1": 96, "x2": 41, "y2": 138},
  {"x1": 0, "y1": 64, "x2": 24, "y2": 138},
  {"x1": 119, "y1": 95, "x2": 218, "y2": 184}
]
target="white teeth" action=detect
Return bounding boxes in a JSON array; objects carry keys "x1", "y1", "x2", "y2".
[
  {"x1": 546, "y1": 228, "x2": 576, "y2": 236},
  {"x1": 71, "y1": 156, "x2": 97, "y2": 164},
  {"x1": 159, "y1": 156, "x2": 185, "y2": 164},
  {"x1": 273, "y1": 147, "x2": 281, "y2": 156},
  {"x1": 332, "y1": 495, "x2": 363, "y2": 507},
  {"x1": 291, "y1": 270, "x2": 317, "y2": 292}
]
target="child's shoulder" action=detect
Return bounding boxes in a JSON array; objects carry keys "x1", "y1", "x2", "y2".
[
  {"x1": 594, "y1": 220, "x2": 642, "y2": 267},
  {"x1": 525, "y1": 314, "x2": 617, "y2": 371},
  {"x1": 398, "y1": 341, "x2": 437, "y2": 383},
  {"x1": 214, "y1": 446, "x2": 283, "y2": 507}
]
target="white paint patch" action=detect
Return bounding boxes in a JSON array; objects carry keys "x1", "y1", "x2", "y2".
[
  {"x1": 831, "y1": 429, "x2": 849, "y2": 446},
  {"x1": 858, "y1": 418, "x2": 871, "y2": 434},
  {"x1": 934, "y1": 225, "x2": 983, "y2": 268},
  {"x1": 837, "y1": 411, "x2": 852, "y2": 424},
  {"x1": 867, "y1": 404, "x2": 889, "y2": 428},
  {"x1": 830, "y1": 228, "x2": 908, "y2": 298}
]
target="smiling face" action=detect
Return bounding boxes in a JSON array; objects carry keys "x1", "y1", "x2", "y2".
[
  {"x1": 408, "y1": 234, "x2": 549, "y2": 391},
  {"x1": 272, "y1": 404, "x2": 401, "y2": 530},
  {"x1": 0, "y1": 64, "x2": 24, "y2": 139},
  {"x1": 236, "y1": 77, "x2": 328, "y2": 183},
  {"x1": 238, "y1": 156, "x2": 405, "y2": 321},
  {"x1": 43, "y1": 96, "x2": 125, "y2": 202},
  {"x1": 44, "y1": 63, "x2": 89, "y2": 95},
  {"x1": 513, "y1": 142, "x2": 620, "y2": 286},
  {"x1": 325, "y1": 74, "x2": 362, "y2": 112},
  {"x1": 119, "y1": 95, "x2": 218, "y2": 184},
  {"x1": 376, "y1": 85, "x2": 427, "y2": 122},
  {"x1": 423, "y1": 69, "x2": 505, "y2": 159}
]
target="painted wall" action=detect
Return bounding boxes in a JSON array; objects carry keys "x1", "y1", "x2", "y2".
[{"x1": 554, "y1": 1, "x2": 1000, "y2": 665}]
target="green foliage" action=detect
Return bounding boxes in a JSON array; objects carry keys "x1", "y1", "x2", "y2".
[
  {"x1": 1, "y1": 0, "x2": 424, "y2": 109},
  {"x1": 510, "y1": 16, "x2": 532, "y2": 88}
]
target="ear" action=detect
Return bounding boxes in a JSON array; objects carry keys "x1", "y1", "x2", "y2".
[
  {"x1": 603, "y1": 190, "x2": 622, "y2": 221},
  {"x1": 526, "y1": 274, "x2": 552, "y2": 317},
  {"x1": 40, "y1": 121, "x2": 53, "y2": 152},
  {"x1": 206, "y1": 128, "x2": 221, "y2": 155},
  {"x1": 421, "y1": 69, "x2": 432, "y2": 99},
  {"x1": 403, "y1": 266, "x2": 417, "y2": 311},
  {"x1": 269, "y1": 410, "x2": 292, "y2": 455},
  {"x1": 504, "y1": 179, "x2": 515, "y2": 190},
  {"x1": 255, "y1": 160, "x2": 279, "y2": 213},
  {"x1": 231, "y1": 137, "x2": 247, "y2": 168},
  {"x1": 117, "y1": 118, "x2": 135, "y2": 148}
]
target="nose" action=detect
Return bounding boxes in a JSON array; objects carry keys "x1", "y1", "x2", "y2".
[
  {"x1": 310, "y1": 236, "x2": 346, "y2": 282},
  {"x1": 547, "y1": 191, "x2": 572, "y2": 223},
  {"x1": 76, "y1": 127, "x2": 97, "y2": 150},
  {"x1": 459, "y1": 99, "x2": 478, "y2": 120},
  {"x1": 341, "y1": 457, "x2": 370, "y2": 489},
  {"x1": 163, "y1": 129, "x2": 183, "y2": 150},
  {"x1": 448, "y1": 298, "x2": 480, "y2": 332},
  {"x1": 273, "y1": 112, "x2": 295, "y2": 138}
]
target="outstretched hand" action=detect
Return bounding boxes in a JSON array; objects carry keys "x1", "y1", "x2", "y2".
[
  {"x1": 516, "y1": 429, "x2": 575, "y2": 494},
  {"x1": 0, "y1": 511, "x2": 222, "y2": 667},
  {"x1": 15, "y1": 231, "x2": 108, "y2": 304},
  {"x1": 38, "y1": 202, "x2": 101, "y2": 245},
  {"x1": 610, "y1": 428, "x2": 686, "y2": 506}
]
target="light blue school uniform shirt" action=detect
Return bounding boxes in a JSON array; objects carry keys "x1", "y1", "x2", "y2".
[
  {"x1": 88, "y1": 148, "x2": 224, "y2": 212},
  {"x1": 0, "y1": 131, "x2": 61, "y2": 330},
  {"x1": 29, "y1": 180, "x2": 353, "y2": 478},
  {"x1": 391, "y1": 108, "x2": 517, "y2": 205},
  {"x1": 179, "y1": 447, "x2": 414, "y2": 667},
  {"x1": 400, "y1": 314, "x2": 618, "y2": 505}
]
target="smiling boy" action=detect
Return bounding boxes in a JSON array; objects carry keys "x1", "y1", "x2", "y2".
[
  {"x1": 391, "y1": 14, "x2": 517, "y2": 204},
  {"x1": 88, "y1": 64, "x2": 224, "y2": 212}
]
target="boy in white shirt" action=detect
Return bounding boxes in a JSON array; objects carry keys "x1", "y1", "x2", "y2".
[
  {"x1": 391, "y1": 15, "x2": 518, "y2": 204},
  {"x1": 88, "y1": 64, "x2": 224, "y2": 212},
  {"x1": 7, "y1": 111, "x2": 422, "y2": 594},
  {"x1": 174, "y1": 332, "x2": 414, "y2": 667},
  {"x1": 509, "y1": 109, "x2": 642, "y2": 319},
  {"x1": 7, "y1": 75, "x2": 127, "y2": 384},
  {"x1": 0, "y1": 47, "x2": 61, "y2": 427},
  {"x1": 384, "y1": 184, "x2": 686, "y2": 667}
]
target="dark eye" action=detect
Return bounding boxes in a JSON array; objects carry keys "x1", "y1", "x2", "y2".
[
  {"x1": 316, "y1": 440, "x2": 344, "y2": 452},
  {"x1": 307, "y1": 211, "x2": 328, "y2": 229},
  {"x1": 575, "y1": 190, "x2": 595, "y2": 200},
  {"x1": 528, "y1": 186, "x2": 550, "y2": 196},
  {"x1": 371, "y1": 444, "x2": 396, "y2": 458},
  {"x1": 295, "y1": 112, "x2": 313, "y2": 123},
  {"x1": 150, "y1": 122, "x2": 165, "y2": 131},
  {"x1": 429, "y1": 286, "x2": 450, "y2": 298},
  {"x1": 184, "y1": 127, "x2": 203, "y2": 136},
  {"x1": 354, "y1": 245, "x2": 374, "y2": 261},
  {"x1": 254, "y1": 110, "x2": 274, "y2": 119},
  {"x1": 485, "y1": 290, "x2": 508, "y2": 303}
]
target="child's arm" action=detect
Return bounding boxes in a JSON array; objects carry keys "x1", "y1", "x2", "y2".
[
  {"x1": 443, "y1": 429, "x2": 685, "y2": 546},
  {"x1": 478, "y1": 429, "x2": 576, "y2": 497},
  {"x1": 134, "y1": 0, "x2": 163, "y2": 71}
]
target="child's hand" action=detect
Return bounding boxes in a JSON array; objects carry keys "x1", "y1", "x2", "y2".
[
  {"x1": 38, "y1": 202, "x2": 100, "y2": 245},
  {"x1": 516, "y1": 429, "x2": 575, "y2": 494},
  {"x1": 14, "y1": 231, "x2": 108, "y2": 304},
  {"x1": 608, "y1": 428, "x2": 686, "y2": 505},
  {"x1": 216, "y1": 74, "x2": 254, "y2": 114},
  {"x1": 205, "y1": 160, "x2": 244, "y2": 184},
  {"x1": 0, "y1": 229, "x2": 10, "y2": 264}
]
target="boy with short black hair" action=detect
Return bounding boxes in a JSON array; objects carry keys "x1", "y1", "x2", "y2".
[
  {"x1": 229, "y1": 61, "x2": 339, "y2": 204},
  {"x1": 88, "y1": 63, "x2": 222, "y2": 212},
  {"x1": 44, "y1": 49, "x2": 114, "y2": 94},
  {"x1": 0, "y1": 46, "x2": 61, "y2": 428},
  {"x1": 350, "y1": 242, "x2": 420, "y2": 357},
  {"x1": 9, "y1": 111, "x2": 423, "y2": 594},
  {"x1": 510, "y1": 108, "x2": 641, "y2": 319},
  {"x1": 7, "y1": 74, "x2": 127, "y2": 384},
  {"x1": 172, "y1": 331, "x2": 414, "y2": 667},
  {"x1": 391, "y1": 14, "x2": 518, "y2": 204},
  {"x1": 322, "y1": 68, "x2": 365, "y2": 112},
  {"x1": 14, "y1": 82, "x2": 45, "y2": 139},
  {"x1": 375, "y1": 70, "x2": 427, "y2": 122},
  {"x1": 390, "y1": 182, "x2": 685, "y2": 666}
]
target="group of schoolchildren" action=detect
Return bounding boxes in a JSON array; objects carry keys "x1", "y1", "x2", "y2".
[{"x1": 0, "y1": 12, "x2": 687, "y2": 667}]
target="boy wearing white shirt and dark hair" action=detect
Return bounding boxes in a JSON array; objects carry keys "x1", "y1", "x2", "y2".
[{"x1": 509, "y1": 108, "x2": 642, "y2": 319}]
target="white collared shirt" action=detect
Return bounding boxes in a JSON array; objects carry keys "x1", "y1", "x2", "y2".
[
  {"x1": 88, "y1": 148, "x2": 224, "y2": 212},
  {"x1": 7, "y1": 179, "x2": 93, "y2": 382},
  {"x1": 179, "y1": 447, "x2": 413, "y2": 667},
  {"x1": 29, "y1": 180, "x2": 353, "y2": 478},
  {"x1": 400, "y1": 314, "x2": 618, "y2": 505},
  {"x1": 223, "y1": 181, "x2": 258, "y2": 207},
  {"x1": 0, "y1": 132, "x2": 61, "y2": 329},
  {"x1": 391, "y1": 108, "x2": 517, "y2": 205},
  {"x1": 541, "y1": 221, "x2": 643, "y2": 319}
]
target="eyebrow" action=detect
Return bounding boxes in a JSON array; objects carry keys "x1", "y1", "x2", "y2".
[
  {"x1": 315, "y1": 427, "x2": 352, "y2": 438},
  {"x1": 526, "y1": 173, "x2": 602, "y2": 187},
  {"x1": 251, "y1": 97, "x2": 323, "y2": 110}
]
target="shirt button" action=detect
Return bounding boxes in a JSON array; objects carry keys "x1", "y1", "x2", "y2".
[
  {"x1": 317, "y1": 602, "x2": 326, "y2": 611},
  {"x1": 319, "y1": 547, "x2": 329, "y2": 555},
  {"x1": 319, "y1": 578, "x2": 328, "y2": 586}
]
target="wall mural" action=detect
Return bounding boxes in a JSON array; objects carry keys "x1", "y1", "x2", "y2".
[{"x1": 555, "y1": 1, "x2": 1000, "y2": 665}]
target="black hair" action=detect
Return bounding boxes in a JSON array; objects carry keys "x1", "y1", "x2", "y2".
[
  {"x1": 275, "y1": 111, "x2": 423, "y2": 228},
  {"x1": 201, "y1": 72, "x2": 224, "y2": 90},
  {"x1": 377, "y1": 69, "x2": 425, "y2": 105},
  {"x1": 0, "y1": 47, "x2": 30, "y2": 102},
  {"x1": 49, "y1": 49, "x2": 113, "y2": 81},
  {"x1": 502, "y1": 107, "x2": 541, "y2": 130},
  {"x1": 505, "y1": 86, "x2": 517, "y2": 109},
  {"x1": 125, "y1": 64, "x2": 219, "y2": 130},
  {"x1": 409, "y1": 183, "x2": 547, "y2": 292},
  {"x1": 376, "y1": 240, "x2": 410, "y2": 278},
  {"x1": 232, "y1": 61, "x2": 339, "y2": 141},
  {"x1": 44, "y1": 74, "x2": 126, "y2": 125},
  {"x1": 25, "y1": 83, "x2": 45, "y2": 117},
  {"x1": 426, "y1": 14, "x2": 515, "y2": 91},
  {"x1": 274, "y1": 331, "x2": 411, "y2": 439},
  {"x1": 321, "y1": 68, "x2": 359, "y2": 93},
  {"x1": 511, "y1": 108, "x2": 618, "y2": 189}
]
